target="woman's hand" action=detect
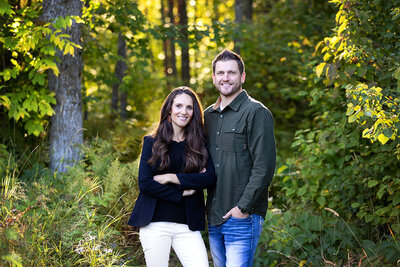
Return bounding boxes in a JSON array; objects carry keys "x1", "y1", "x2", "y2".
[
  {"x1": 154, "y1": 173, "x2": 180, "y2": 185},
  {"x1": 182, "y1": 189, "x2": 196, "y2": 196}
]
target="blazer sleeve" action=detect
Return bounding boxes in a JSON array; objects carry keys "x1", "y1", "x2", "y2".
[
  {"x1": 176, "y1": 150, "x2": 217, "y2": 190},
  {"x1": 138, "y1": 136, "x2": 183, "y2": 203}
]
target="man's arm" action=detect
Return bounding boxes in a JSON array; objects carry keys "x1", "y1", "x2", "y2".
[{"x1": 237, "y1": 107, "x2": 276, "y2": 213}]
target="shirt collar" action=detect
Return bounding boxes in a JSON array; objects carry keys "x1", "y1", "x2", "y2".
[{"x1": 209, "y1": 90, "x2": 249, "y2": 112}]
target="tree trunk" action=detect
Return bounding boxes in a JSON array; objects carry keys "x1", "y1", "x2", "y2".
[
  {"x1": 42, "y1": 0, "x2": 83, "y2": 173},
  {"x1": 167, "y1": 0, "x2": 177, "y2": 79},
  {"x1": 113, "y1": 33, "x2": 128, "y2": 120},
  {"x1": 161, "y1": 0, "x2": 169, "y2": 81},
  {"x1": 161, "y1": 0, "x2": 173, "y2": 88},
  {"x1": 244, "y1": 0, "x2": 252, "y2": 21},
  {"x1": 120, "y1": 91, "x2": 127, "y2": 120},
  {"x1": 234, "y1": 0, "x2": 244, "y2": 54},
  {"x1": 234, "y1": 0, "x2": 252, "y2": 54},
  {"x1": 111, "y1": 74, "x2": 119, "y2": 116},
  {"x1": 178, "y1": 0, "x2": 190, "y2": 84}
]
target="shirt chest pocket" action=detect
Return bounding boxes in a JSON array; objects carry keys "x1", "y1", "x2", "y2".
[{"x1": 220, "y1": 124, "x2": 247, "y2": 152}]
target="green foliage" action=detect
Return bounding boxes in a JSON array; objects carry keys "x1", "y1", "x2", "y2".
[
  {"x1": 2, "y1": 0, "x2": 400, "y2": 265},
  {"x1": 82, "y1": 0, "x2": 162, "y2": 126},
  {"x1": 78, "y1": 137, "x2": 140, "y2": 215},
  {"x1": 256, "y1": 208, "x2": 400, "y2": 266},
  {"x1": 240, "y1": 0, "x2": 400, "y2": 265},
  {"x1": 0, "y1": 1, "x2": 82, "y2": 136},
  {"x1": 0, "y1": 139, "x2": 141, "y2": 266},
  {"x1": 223, "y1": 0, "x2": 337, "y2": 157},
  {"x1": 316, "y1": 0, "x2": 400, "y2": 149}
]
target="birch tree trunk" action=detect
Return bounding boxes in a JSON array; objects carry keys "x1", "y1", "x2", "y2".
[{"x1": 42, "y1": 0, "x2": 83, "y2": 173}]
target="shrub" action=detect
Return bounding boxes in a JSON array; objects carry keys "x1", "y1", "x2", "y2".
[{"x1": 0, "y1": 139, "x2": 141, "y2": 266}]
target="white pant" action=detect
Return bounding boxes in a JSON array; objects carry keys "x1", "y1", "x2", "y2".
[{"x1": 139, "y1": 222, "x2": 209, "y2": 267}]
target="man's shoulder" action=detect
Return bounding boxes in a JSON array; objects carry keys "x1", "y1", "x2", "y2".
[
  {"x1": 204, "y1": 104, "x2": 217, "y2": 119},
  {"x1": 204, "y1": 104, "x2": 214, "y2": 113},
  {"x1": 242, "y1": 95, "x2": 271, "y2": 113}
]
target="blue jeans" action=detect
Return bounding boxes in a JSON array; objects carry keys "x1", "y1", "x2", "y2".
[{"x1": 208, "y1": 214, "x2": 264, "y2": 267}]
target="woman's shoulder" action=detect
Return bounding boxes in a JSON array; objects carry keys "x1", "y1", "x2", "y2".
[
  {"x1": 142, "y1": 135, "x2": 155, "y2": 148},
  {"x1": 143, "y1": 135, "x2": 154, "y2": 141}
]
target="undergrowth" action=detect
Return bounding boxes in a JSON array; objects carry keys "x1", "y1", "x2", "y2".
[{"x1": 0, "y1": 138, "x2": 142, "y2": 266}]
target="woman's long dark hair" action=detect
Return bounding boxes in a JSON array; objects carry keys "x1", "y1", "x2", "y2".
[{"x1": 147, "y1": 86, "x2": 208, "y2": 172}]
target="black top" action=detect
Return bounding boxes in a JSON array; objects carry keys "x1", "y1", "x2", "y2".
[
  {"x1": 152, "y1": 140, "x2": 187, "y2": 224},
  {"x1": 127, "y1": 135, "x2": 217, "y2": 231}
]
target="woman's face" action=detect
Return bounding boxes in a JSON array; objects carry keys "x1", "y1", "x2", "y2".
[{"x1": 170, "y1": 93, "x2": 194, "y2": 131}]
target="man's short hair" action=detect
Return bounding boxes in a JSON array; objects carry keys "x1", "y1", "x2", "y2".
[{"x1": 212, "y1": 49, "x2": 245, "y2": 74}]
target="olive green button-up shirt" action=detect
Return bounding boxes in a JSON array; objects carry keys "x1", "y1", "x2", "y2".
[{"x1": 204, "y1": 90, "x2": 276, "y2": 226}]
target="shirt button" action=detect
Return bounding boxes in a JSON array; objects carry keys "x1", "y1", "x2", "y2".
[
  {"x1": 220, "y1": 114, "x2": 223, "y2": 118},
  {"x1": 216, "y1": 147, "x2": 219, "y2": 151},
  {"x1": 217, "y1": 131, "x2": 220, "y2": 135},
  {"x1": 216, "y1": 164, "x2": 219, "y2": 167}
]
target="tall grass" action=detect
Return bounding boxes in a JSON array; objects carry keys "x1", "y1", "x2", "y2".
[
  {"x1": 0, "y1": 139, "x2": 141, "y2": 266},
  {"x1": 255, "y1": 207, "x2": 400, "y2": 266}
]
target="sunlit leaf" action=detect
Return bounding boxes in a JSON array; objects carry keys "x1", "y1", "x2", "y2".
[
  {"x1": 316, "y1": 63, "x2": 326, "y2": 78},
  {"x1": 377, "y1": 133, "x2": 389, "y2": 144}
]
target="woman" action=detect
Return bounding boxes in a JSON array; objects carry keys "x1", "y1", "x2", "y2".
[{"x1": 128, "y1": 86, "x2": 216, "y2": 267}]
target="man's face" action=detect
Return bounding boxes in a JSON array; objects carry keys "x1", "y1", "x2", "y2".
[{"x1": 212, "y1": 60, "x2": 245, "y2": 97}]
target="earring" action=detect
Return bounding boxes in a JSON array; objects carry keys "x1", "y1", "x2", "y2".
[{"x1": 167, "y1": 115, "x2": 171, "y2": 123}]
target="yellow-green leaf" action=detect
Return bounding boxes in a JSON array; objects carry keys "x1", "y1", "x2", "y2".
[
  {"x1": 277, "y1": 165, "x2": 288, "y2": 174},
  {"x1": 335, "y1": 10, "x2": 346, "y2": 25},
  {"x1": 377, "y1": 133, "x2": 389, "y2": 144},
  {"x1": 316, "y1": 63, "x2": 326, "y2": 78},
  {"x1": 338, "y1": 21, "x2": 347, "y2": 35},
  {"x1": 348, "y1": 113, "x2": 357, "y2": 123},
  {"x1": 394, "y1": 67, "x2": 400, "y2": 80},
  {"x1": 1, "y1": 95, "x2": 11, "y2": 109},
  {"x1": 346, "y1": 103, "x2": 354, "y2": 116},
  {"x1": 63, "y1": 42, "x2": 71, "y2": 55},
  {"x1": 69, "y1": 45, "x2": 75, "y2": 56}
]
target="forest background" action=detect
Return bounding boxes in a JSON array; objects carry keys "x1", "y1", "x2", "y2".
[{"x1": 1, "y1": 0, "x2": 400, "y2": 266}]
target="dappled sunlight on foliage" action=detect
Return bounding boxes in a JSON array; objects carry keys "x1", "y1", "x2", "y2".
[
  {"x1": 316, "y1": 0, "x2": 400, "y2": 149},
  {"x1": 1, "y1": 0, "x2": 400, "y2": 265}
]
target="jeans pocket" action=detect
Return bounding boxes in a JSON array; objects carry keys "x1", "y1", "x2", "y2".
[{"x1": 230, "y1": 215, "x2": 251, "y2": 222}]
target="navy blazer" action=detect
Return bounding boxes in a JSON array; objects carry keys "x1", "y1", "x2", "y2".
[{"x1": 128, "y1": 136, "x2": 216, "y2": 231}]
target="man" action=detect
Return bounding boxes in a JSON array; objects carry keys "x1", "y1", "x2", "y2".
[{"x1": 204, "y1": 49, "x2": 276, "y2": 267}]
